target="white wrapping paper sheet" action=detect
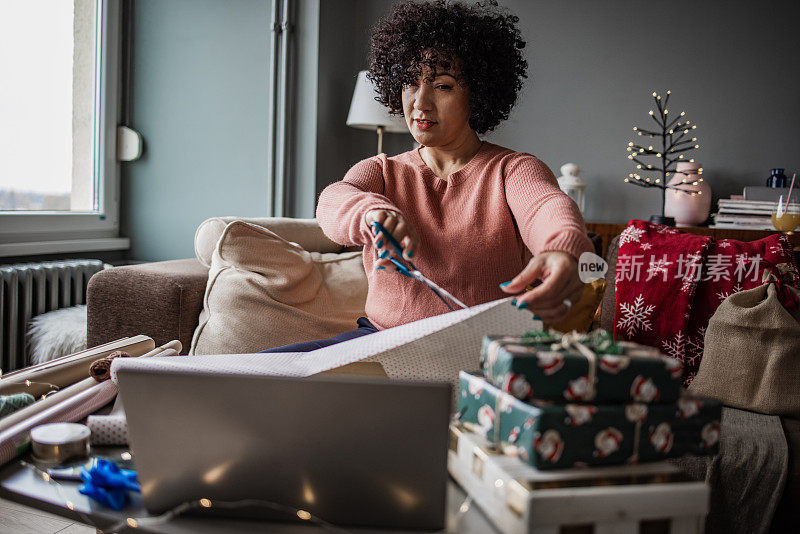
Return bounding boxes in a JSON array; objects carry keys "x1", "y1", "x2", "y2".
[{"x1": 111, "y1": 298, "x2": 541, "y2": 389}]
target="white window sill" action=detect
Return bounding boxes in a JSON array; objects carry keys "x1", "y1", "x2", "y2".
[{"x1": 0, "y1": 237, "x2": 130, "y2": 258}]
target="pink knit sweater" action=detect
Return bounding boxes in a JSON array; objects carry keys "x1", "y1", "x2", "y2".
[{"x1": 316, "y1": 141, "x2": 594, "y2": 330}]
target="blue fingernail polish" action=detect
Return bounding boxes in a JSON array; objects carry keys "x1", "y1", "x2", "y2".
[
  {"x1": 515, "y1": 301, "x2": 529, "y2": 309},
  {"x1": 376, "y1": 239, "x2": 383, "y2": 248},
  {"x1": 499, "y1": 281, "x2": 511, "y2": 287},
  {"x1": 372, "y1": 225, "x2": 379, "y2": 235},
  {"x1": 379, "y1": 250, "x2": 389, "y2": 259},
  {"x1": 406, "y1": 250, "x2": 414, "y2": 258},
  {"x1": 511, "y1": 299, "x2": 517, "y2": 306},
  {"x1": 375, "y1": 266, "x2": 386, "y2": 270}
]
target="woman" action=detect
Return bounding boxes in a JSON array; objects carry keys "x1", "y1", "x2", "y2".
[{"x1": 263, "y1": 0, "x2": 592, "y2": 352}]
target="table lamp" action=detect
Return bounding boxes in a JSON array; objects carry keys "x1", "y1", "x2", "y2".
[{"x1": 347, "y1": 70, "x2": 408, "y2": 154}]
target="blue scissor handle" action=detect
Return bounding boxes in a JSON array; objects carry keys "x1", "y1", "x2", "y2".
[
  {"x1": 370, "y1": 221, "x2": 405, "y2": 257},
  {"x1": 370, "y1": 221, "x2": 417, "y2": 277}
]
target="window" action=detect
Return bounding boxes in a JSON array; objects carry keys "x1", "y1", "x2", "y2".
[{"x1": 0, "y1": 0, "x2": 126, "y2": 256}]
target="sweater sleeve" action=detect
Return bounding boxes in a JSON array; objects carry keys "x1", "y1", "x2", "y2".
[
  {"x1": 504, "y1": 154, "x2": 594, "y2": 261},
  {"x1": 315, "y1": 155, "x2": 404, "y2": 247}
]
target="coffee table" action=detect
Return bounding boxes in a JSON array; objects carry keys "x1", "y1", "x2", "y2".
[{"x1": 0, "y1": 447, "x2": 498, "y2": 533}]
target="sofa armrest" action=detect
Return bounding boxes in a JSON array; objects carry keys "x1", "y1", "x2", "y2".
[{"x1": 87, "y1": 259, "x2": 209, "y2": 352}]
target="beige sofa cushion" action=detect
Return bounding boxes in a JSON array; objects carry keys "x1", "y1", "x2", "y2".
[
  {"x1": 194, "y1": 217, "x2": 345, "y2": 267},
  {"x1": 190, "y1": 221, "x2": 368, "y2": 355}
]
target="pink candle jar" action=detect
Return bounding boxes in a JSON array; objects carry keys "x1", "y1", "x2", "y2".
[{"x1": 664, "y1": 162, "x2": 712, "y2": 227}]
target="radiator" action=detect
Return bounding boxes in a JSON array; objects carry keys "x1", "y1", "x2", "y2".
[{"x1": 0, "y1": 260, "x2": 105, "y2": 373}]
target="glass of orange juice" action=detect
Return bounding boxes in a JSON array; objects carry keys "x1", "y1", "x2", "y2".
[{"x1": 772, "y1": 195, "x2": 800, "y2": 235}]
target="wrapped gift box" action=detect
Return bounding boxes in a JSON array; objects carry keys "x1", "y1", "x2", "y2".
[
  {"x1": 458, "y1": 372, "x2": 721, "y2": 470},
  {"x1": 481, "y1": 330, "x2": 683, "y2": 404}
]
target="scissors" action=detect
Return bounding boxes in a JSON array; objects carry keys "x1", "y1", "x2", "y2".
[{"x1": 370, "y1": 221, "x2": 468, "y2": 311}]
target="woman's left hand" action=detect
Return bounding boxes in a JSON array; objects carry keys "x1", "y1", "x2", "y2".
[{"x1": 500, "y1": 251, "x2": 585, "y2": 323}]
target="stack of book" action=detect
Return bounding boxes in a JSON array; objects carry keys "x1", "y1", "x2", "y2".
[{"x1": 710, "y1": 197, "x2": 776, "y2": 230}]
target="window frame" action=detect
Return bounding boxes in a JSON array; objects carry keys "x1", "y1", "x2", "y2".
[{"x1": 0, "y1": 0, "x2": 127, "y2": 257}]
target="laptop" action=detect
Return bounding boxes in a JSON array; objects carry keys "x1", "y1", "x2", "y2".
[{"x1": 116, "y1": 368, "x2": 451, "y2": 529}]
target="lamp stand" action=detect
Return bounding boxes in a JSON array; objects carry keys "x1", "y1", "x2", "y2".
[{"x1": 376, "y1": 125, "x2": 385, "y2": 155}]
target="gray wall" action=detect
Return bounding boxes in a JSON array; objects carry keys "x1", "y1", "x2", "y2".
[
  {"x1": 123, "y1": 0, "x2": 800, "y2": 261},
  {"x1": 482, "y1": 0, "x2": 800, "y2": 223},
  {"x1": 313, "y1": 0, "x2": 409, "y2": 200},
  {"x1": 315, "y1": 0, "x2": 800, "y2": 224},
  {"x1": 122, "y1": 0, "x2": 271, "y2": 261}
]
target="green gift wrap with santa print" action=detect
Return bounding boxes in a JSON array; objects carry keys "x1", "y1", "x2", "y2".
[
  {"x1": 458, "y1": 372, "x2": 721, "y2": 470},
  {"x1": 481, "y1": 330, "x2": 683, "y2": 404}
]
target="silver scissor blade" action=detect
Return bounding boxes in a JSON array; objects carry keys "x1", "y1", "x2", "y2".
[{"x1": 411, "y1": 270, "x2": 469, "y2": 310}]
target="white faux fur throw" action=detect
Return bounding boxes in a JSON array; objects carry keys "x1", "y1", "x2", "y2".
[{"x1": 27, "y1": 305, "x2": 88, "y2": 365}]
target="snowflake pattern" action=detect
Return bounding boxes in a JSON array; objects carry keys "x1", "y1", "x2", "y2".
[
  {"x1": 685, "y1": 327, "x2": 705, "y2": 368},
  {"x1": 717, "y1": 241, "x2": 732, "y2": 249},
  {"x1": 616, "y1": 294, "x2": 655, "y2": 337},
  {"x1": 680, "y1": 276, "x2": 696, "y2": 294},
  {"x1": 768, "y1": 244, "x2": 785, "y2": 256},
  {"x1": 654, "y1": 225, "x2": 680, "y2": 235},
  {"x1": 620, "y1": 226, "x2": 646, "y2": 246},
  {"x1": 661, "y1": 328, "x2": 706, "y2": 369},
  {"x1": 640, "y1": 242, "x2": 653, "y2": 251},
  {"x1": 716, "y1": 285, "x2": 742, "y2": 302},
  {"x1": 661, "y1": 332, "x2": 686, "y2": 359},
  {"x1": 647, "y1": 257, "x2": 672, "y2": 281}
]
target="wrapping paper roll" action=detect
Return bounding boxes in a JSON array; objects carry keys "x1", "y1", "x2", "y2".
[
  {"x1": 0, "y1": 336, "x2": 155, "y2": 397},
  {"x1": 111, "y1": 299, "x2": 537, "y2": 404},
  {"x1": 87, "y1": 414, "x2": 129, "y2": 446},
  {"x1": 0, "y1": 381, "x2": 118, "y2": 466},
  {"x1": 0, "y1": 393, "x2": 36, "y2": 418},
  {"x1": 0, "y1": 378, "x2": 98, "y2": 435},
  {"x1": 0, "y1": 341, "x2": 181, "y2": 444},
  {"x1": 85, "y1": 345, "x2": 180, "y2": 446}
]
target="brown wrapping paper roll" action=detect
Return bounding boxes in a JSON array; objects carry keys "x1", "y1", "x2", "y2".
[
  {"x1": 0, "y1": 335, "x2": 155, "y2": 397},
  {"x1": 0, "y1": 339, "x2": 182, "y2": 436}
]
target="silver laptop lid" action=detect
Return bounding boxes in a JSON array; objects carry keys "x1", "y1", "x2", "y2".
[{"x1": 117, "y1": 369, "x2": 451, "y2": 530}]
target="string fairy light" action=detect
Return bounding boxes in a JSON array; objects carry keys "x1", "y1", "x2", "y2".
[
  {"x1": 20, "y1": 459, "x2": 476, "y2": 533},
  {"x1": 622, "y1": 90, "x2": 702, "y2": 209}
]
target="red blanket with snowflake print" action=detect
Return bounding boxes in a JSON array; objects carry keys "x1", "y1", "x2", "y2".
[
  {"x1": 613, "y1": 221, "x2": 711, "y2": 380},
  {"x1": 614, "y1": 220, "x2": 800, "y2": 386}
]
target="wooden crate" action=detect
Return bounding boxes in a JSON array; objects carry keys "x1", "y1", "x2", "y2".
[{"x1": 448, "y1": 425, "x2": 708, "y2": 534}]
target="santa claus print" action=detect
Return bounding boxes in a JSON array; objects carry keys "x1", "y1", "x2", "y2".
[
  {"x1": 467, "y1": 376, "x2": 484, "y2": 398},
  {"x1": 477, "y1": 405, "x2": 495, "y2": 436},
  {"x1": 508, "y1": 426, "x2": 521, "y2": 443},
  {"x1": 630, "y1": 376, "x2": 660, "y2": 403},
  {"x1": 593, "y1": 427, "x2": 623, "y2": 458},
  {"x1": 649, "y1": 423, "x2": 674, "y2": 453},
  {"x1": 534, "y1": 430, "x2": 565, "y2": 463},
  {"x1": 625, "y1": 404, "x2": 649, "y2": 424},
  {"x1": 564, "y1": 404, "x2": 597, "y2": 426},
  {"x1": 701, "y1": 421, "x2": 721, "y2": 449},
  {"x1": 537, "y1": 352, "x2": 565, "y2": 376},
  {"x1": 677, "y1": 398, "x2": 702, "y2": 419},
  {"x1": 663, "y1": 357, "x2": 684, "y2": 380},
  {"x1": 599, "y1": 354, "x2": 630, "y2": 374},
  {"x1": 503, "y1": 372, "x2": 533, "y2": 400},
  {"x1": 563, "y1": 376, "x2": 592, "y2": 401}
]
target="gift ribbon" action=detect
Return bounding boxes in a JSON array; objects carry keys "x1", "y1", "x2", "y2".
[
  {"x1": 484, "y1": 331, "x2": 625, "y2": 403},
  {"x1": 550, "y1": 332, "x2": 598, "y2": 402}
]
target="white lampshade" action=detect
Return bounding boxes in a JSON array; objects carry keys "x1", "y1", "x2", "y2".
[{"x1": 346, "y1": 71, "x2": 408, "y2": 133}]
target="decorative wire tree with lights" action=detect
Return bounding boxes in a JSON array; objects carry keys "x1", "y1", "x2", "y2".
[{"x1": 624, "y1": 90, "x2": 703, "y2": 226}]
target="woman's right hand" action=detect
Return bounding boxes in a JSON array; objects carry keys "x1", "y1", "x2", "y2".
[{"x1": 365, "y1": 209, "x2": 420, "y2": 269}]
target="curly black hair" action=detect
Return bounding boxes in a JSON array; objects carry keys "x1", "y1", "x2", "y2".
[{"x1": 367, "y1": 0, "x2": 527, "y2": 135}]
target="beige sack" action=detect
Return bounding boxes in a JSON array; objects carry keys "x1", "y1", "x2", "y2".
[{"x1": 690, "y1": 282, "x2": 800, "y2": 416}]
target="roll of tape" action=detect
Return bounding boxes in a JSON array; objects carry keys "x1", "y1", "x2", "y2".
[{"x1": 30, "y1": 423, "x2": 91, "y2": 464}]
